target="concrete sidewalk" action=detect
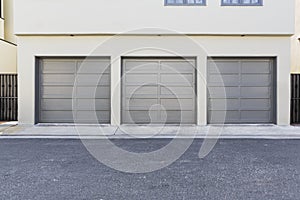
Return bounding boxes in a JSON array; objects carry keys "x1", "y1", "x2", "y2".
[{"x1": 1, "y1": 123, "x2": 300, "y2": 139}]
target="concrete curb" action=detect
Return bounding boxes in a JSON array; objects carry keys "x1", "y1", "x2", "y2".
[{"x1": 1, "y1": 135, "x2": 300, "y2": 139}]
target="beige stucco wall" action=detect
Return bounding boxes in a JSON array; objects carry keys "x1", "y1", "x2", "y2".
[
  {"x1": 0, "y1": 40, "x2": 17, "y2": 73},
  {"x1": 0, "y1": 0, "x2": 4, "y2": 39},
  {"x1": 17, "y1": 35, "x2": 291, "y2": 125},
  {"x1": 291, "y1": 0, "x2": 300, "y2": 73},
  {"x1": 14, "y1": 0, "x2": 295, "y2": 35},
  {"x1": 3, "y1": 0, "x2": 16, "y2": 44},
  {"x1": 0, "y1": 19, "x2": 4, "y2": 39}
]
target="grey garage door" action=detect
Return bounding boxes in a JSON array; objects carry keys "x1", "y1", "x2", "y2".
[
  {"x1": 207, "y1": 58, "x2": 275, "y2": 124},
  {"x1": 38, "y1": 58, "x2": 110, "y2": 123},
  {"x1": 122, "y1": 58, "x2": 196, "y2": 124}
]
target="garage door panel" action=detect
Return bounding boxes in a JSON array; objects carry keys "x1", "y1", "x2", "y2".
[
  {"x1": 208, "y1": 111, "x2": 240, "y2": 124},
  {"x1": 208, "y1": 99, "x2": 240, "y2": 110},
  {"x1": 224, "y1": 111, "x2": 240, "y2": 122},
  {"x1": 240, "y1": 87, "x2": 270, "y2": 98},
  {"x1": 124, "y1": 111, "x2": 195, "y2": 124},
  {"x1": 122, "y1": 58, "x2": 196, "y2": 124},
  {"x1": 241, "y1": 111, "x2": 270, "y2": 122},
  {"x1": 208, "y1": 58, "x2": 274, "y2": 124},
  {"x1": 160, "y1": 61, "x2": 195, "y2": 73},
  {"x1": 241, "y1": 74, "x2": 271, "y2": 86},
  {"x1": 77, "y1": 60, "x2": 110, "y2": 74},
  {"x1": 208, "y1": 74, "x2": 239, "y2": 86},
  {"x1": 241, "y1": 61, "x2": 270, "y2": 74},
  {"x1": 76, "y1": 99, "x2": 110, "y2": 111},
  {"x1": 76, "y1": 86, "x2": 110, "y2": 98},
  {"x1": 125, "y1": 99, "x2": 195, "y2": 111},
  {"x1": 123, "y1": 111, "x2": 160, "y2": 124},
  {"x1": 209, "y1": 99, "x2": 271, "y2": 111},
  {"x1": 42, "y1": 98, "x2": 110, "y2": 112},
  {"x1": 160, "y1": 86, "x2": 195, "y2": 98},
  {"x1": 208, "y1": 87, "x2": 239, "y2": 98},
  {"x1": 208, "y1": 61, "x2": 239, "y2": 74},
  {"x1": 125, "y1": 74, "x2": 158, "y2": 85},
  {"x1": 162, "y1": 111, "x2": 195, "y2": 123},
  {"x1": 161, "y1": 74, "x2": 193, "y2": 86},
  {"x1": 125, "y1": 86, "x2": 158, "y2": 98},
  {"x1": 41, "y1": 74, "x2": 75, "y2": 86},
  {"x1": 75, "y1": 111, "x2": 110, "y2": 123},
  {"x1": 39, "y1": 58, "x2": 111, "y2": 123},
  {"x1": 41, "y1": 99, "x2": 73, "y2": 111},
  {"x1": 41, "y1": 111, "x2": 74, "y2": 122},
  {"x1": 124, "y1": 61, "x2": 159, "y2": 73},
  {"x1": 41, "y1": 86, "x2": 73, "y2": 98},
  {"x1": 125, "y1": 99, "x2": 158, "y2": 111},
  {"x1": 42, "y1": 61, "x2": 76, "y2": 74},
  {"x1": 160, "y1": 99, "x2": 194, "y2": 110},
  {"x1": 241, "y1": 99, "x2": 271, "y2": 110},
  {"x1": 75, "y1": 74, "x2": 110, "y2": 86}
]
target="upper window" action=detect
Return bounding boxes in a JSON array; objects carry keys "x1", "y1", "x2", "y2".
[
  {"x1": 165, "y1": 0, "x2": 206, "y2": 6},
  {"x1": 221, "y1": 0, "x2": 262, "y2": 6}
]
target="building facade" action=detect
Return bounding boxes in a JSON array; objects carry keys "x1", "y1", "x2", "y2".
[
  {"x1": 291, "y1": 0, "x2": 300, "y2": 73},
  {"x1": 0, "y1": 0, "x2": 17, "y2": 121},
  {"x1": 14, "y1": 0, "x2": 295, "y2": 125},
  {"x1": 0, "y1": 0, "x2": 17, "y2": 73}
]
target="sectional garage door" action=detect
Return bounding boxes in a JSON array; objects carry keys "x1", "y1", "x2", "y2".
[
  {"x1": 207, "y1": 58, "x2": 275, "y2": 124},
  {"x1": 122, "y1": 58, "x2": 196, "y2": 124},
  {"x1": 38, "y1": 58, "x2": 110, "y2": 123}
]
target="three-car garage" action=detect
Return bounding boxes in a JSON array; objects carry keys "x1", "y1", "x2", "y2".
[{"x1": 36, "y1": 57, "x2": 276, "y2": 125}]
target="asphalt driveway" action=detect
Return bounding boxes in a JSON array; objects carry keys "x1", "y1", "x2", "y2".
[{"x1": 0, "y1": 139, "x2": 299, "y2": 200}]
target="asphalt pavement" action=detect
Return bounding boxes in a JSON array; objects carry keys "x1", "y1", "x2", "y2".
[{"x1": 0, "y1": 139, "x2": 299, "y2": 200}]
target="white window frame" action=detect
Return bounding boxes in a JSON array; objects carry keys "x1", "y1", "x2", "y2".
[
  {"x1": 165, "y1": 0, "x2": 206, "y2": 6},
  {"x1": 221, "y1": 0, "x2": 263, "y2": 6}
]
